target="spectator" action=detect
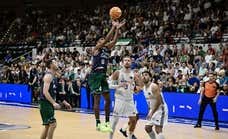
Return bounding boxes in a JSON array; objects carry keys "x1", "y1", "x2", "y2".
[
  {"x1": 29, "y1": 64, "x2": 39, "y2": 103},
  {"x1": 5, "y1": 67, "x2": 14, "y2": 83},
  {"x1": 65, "y1": 79, "x2": 80, "y2": 108},
  {"x1": 180, "y1": 62, "x2": 190, "y2": 75},
  {"x1": 188, "y1": 72, "x2": 200, "y2": 93},
  {"x1": 198, "y1": 63, "x2": 207, "y2": 77},
  {"x1": 163, "y1": 77, "x2": 177, "y2": 92},
  {"x1": 57, "y1": 77, "x2": 67, "y2": 103},
  {"x1": 18, "y1": 65, "x2": 28, "y2": 84},
  {"x1": 217, "y1": 69, "x2": 228, "y2": 94}
]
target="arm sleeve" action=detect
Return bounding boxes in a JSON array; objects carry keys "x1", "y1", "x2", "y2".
[{"x1": 109, "y1": 80, "x2": 119, "y2": 89}]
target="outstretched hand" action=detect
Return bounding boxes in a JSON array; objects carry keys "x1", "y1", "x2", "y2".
[
  {"x1": 65, "y1": 103, "x2": 72, "y2": 110},
  {"x1": 116, "y1": 19, "x2": 126, "y2": 29},
  {"x1": 112, "y1": 20, "x2": 119, "y2": 27},
  {"x1": 62, "y1": 100, "x2": 72, "y2": 110},
  {"x1": 112, "y1": 19, "x2": 126, "y2": 29},
  {"x1": 53, "y1": 102, "x2": 61, "y2": 109}
]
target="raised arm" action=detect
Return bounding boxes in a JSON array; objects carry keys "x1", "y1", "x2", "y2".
[
  {"x1": 105, "y1": 24, "x2": 116, "y2": 42},
  {"x1": 134, "y1": 73, "x2": 143, "y2": 93},
  {"x1": 106, "y1": 20, "x2": 126, "y2": 50},
  {"x1": 94, "y1": 22, "x2": 116, "y2": 51}
]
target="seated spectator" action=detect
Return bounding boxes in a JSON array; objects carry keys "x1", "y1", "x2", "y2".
[
  {"x1": 218, "y1": 69, "x2": 228, "y2": 94},
  {"x1": 56, "y1": 77, "x2": 67, "y2": 103},
  {"x1": 18, "y1": 65, "x2": 28, "y2": 84},
  {"x1": 163, "y1": 77, "x2": 177, "y2": 92},
  {"x1": 198, "y1": 46, "x2": 206, "y2": 58},
  {"x1": 188, "y1": 72, "x2": 200, "y2": 93},
  {"x1": 65, "y1": 78, "x2": 80, "y2": 108},
  {"x1": 179, "y1": 62, "x2": 190, "y2": 75},
  {"x1": 177, "y1": 78, "x2": 189, "y2": 93},
  {"x1": 198, "y1": 63, "x2": 207, "y2": 77}
]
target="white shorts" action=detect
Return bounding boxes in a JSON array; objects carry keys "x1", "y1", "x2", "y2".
[
  {"x1": 113, "y1": 99, "x2": 137, "y2": 117},
  {"x1": 146, "y1": 104, "x2": 168, "y2": 127}
]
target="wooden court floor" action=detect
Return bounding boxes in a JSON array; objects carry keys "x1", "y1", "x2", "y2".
[{"x1": 0, "y1": 105, "x2": 228, "y2": 139}]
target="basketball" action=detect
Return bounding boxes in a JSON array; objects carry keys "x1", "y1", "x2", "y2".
[{"x1": 109, "y1": 7, "x2": 122, "y2": 20}]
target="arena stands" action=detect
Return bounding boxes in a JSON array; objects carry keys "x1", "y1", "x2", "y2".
[{"x1": 0, "y1": 0, "x2": 227, "y2": 104}]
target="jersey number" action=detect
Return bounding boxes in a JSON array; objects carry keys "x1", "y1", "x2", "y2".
[{"x1": 101, "y1": 59, "x2": 105, "y2": 65}]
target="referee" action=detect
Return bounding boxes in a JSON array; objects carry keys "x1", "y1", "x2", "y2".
[{"x1": 194, "y1": 72, "x2": 220, "y2": 130}]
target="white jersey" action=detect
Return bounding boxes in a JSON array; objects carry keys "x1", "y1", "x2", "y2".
[
  {"x1": 143, "y1": 83, "x2": 168, "y2": 126},
  {"x1": 113, "y1": 69, "x2": 137, "y2": 117},
  {"x1": 144, "y1": 83, "x2": 156, "y2": 110},
  {"x1": 115, "y1": 69, "x2": 135, "y2": 101},
  {"x1": 143, "y1": 83, "x2": 167, "y2": 108}
]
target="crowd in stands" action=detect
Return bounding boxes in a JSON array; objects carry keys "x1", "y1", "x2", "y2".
[
  {"x1": 0, "y1": 0, "x2": 227, "y2": 106},
  {"x1": 0, "y1": 0, "x2": 227, "y2": 47},
  {"x1": 0, "y1": 42, "x2": 227, "y2": 106}
]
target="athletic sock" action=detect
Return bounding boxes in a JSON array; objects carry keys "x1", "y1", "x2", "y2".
[
  {"x1": 128, "y1": 132, "x2": 133, "y2": 139},
  {"x1": 157, "y1": 133, "x2": 165, "y2": 139},
  {"x1": 148, "y1": 130, "x2": 156, "y2": 139},
  {"x1": 96, "y1": 119, "x2": 101, "y2": 126},
  {"x1": 122, "y1": 123, "x2": 128, "y2": 132},
  {"x1": 106, "y1": 116, "x2": 110, "y2": 123}
]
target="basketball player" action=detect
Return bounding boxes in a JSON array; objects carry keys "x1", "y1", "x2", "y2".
[
  {"x1": 142, "y1": 71, "x2": 168, "y2": 139},
  {"x1": 109, "y1": 55, "x2": 143, "y2": 139},
  {"x1": 39, "y1": 59, "x2": 72, "y2": 139},
  {"x1": 88, "y1": 20, "x2": 126, "y2": 132}
]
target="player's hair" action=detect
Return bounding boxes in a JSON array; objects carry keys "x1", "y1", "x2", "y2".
[
  {"x1": 142, "y1": 70, "x2": 152, "y2": 78},
  {"x1": 45, "y1": 58, "x2": 55, "y2": 69},
  {"x1": 122, "y1": 55, "x2": 131, "y2": 61},
  {"x1": 45, "y1": 59, "x2": 52, "y2": 69},
  {"x1": 95, "y1": 35, "x2": 103, "y2": 42}
]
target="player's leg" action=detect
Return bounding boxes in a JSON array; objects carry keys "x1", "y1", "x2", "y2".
[
  {"x1": 101, "y1": 73, "x2": 112, "y2": 132},
  {"x1": 102, "y1": 92, "x2": 111, "y2": 123},
  {"x1": 40, "y1": 125, "x2": 49, "y2": 139},
  {"x1": 40, "y1": 100, "x2": 57, "y2": 139},
  {"x1": 128, "y1": 116, "x2": 137, "y2": 139},
  {"x1": 120, "y1": 110, "x2": 139, "y2": 138},
  {"x1": 94, "y1": 94, "x2": 101, "y2": 128},
  {"x1": 102, "y1": 92, "x2": 112, "y2": 132},
  {"x1": 87, "y1": 73, "x2": 102, "y2": 129},
  {"x1": 47, "y1": 122, "x2": 57, "y2": 139},
  {"x1": 209, "y1": 101, "x2": 219, "y2": 130},
  {"x1": 145, "y1": 125, "x2": 155, "y2": 139},
  {"x1": 120, "y1": 121, "x2": 138, "y2": 138},
  {"x1": 155, "y1": 126, "x2": 165, "y2": 139},
  {"x1": 109, "y1": 115, "x2": 119, "y2": 139},
  {"x1": 101, "y1": 72, "x2": 111, "y2": 123},
  {"x1": 195, "y1": 99, "x2": 208, "y2": 127},
  {"x1": 120, "y1": 123, "x2": 128, "y2": 137}
]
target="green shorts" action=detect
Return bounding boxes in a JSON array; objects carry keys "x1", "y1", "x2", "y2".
[
  {"x1": 39, "y1": 100, "x2": 56, "y2": 125},
  {"x1": 88, "y1": 72, "x2": 109, "y2": 94}
]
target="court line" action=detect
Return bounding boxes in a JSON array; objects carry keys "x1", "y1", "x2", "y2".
[{"x1": 1, "y1": 101, "x2": 228, "y2": 129}]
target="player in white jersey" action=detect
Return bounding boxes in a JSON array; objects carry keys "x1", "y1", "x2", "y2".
[
  {"x1": 142, "y1": 71, "x2": 168, "y2": 139},
  {"x1": 109, "y1": 55, "x2": 143, "y2": 139}
]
